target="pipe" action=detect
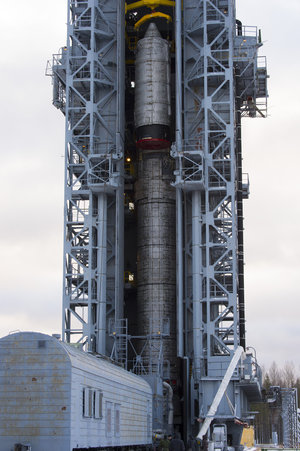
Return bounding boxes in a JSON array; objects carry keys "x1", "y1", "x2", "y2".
[
  {"x1": 163, "y1": 381, "x2": 174, "y2": 433},
  {"x1": 134, "y1": 12, "x2": 172, "y2": 30},
  {"x1": 125, "y1": 0, "x2": 175, "y2": 13},
  {"x1": 236, "y1": 92, "x2": 246, "y2": 350},
  {"x1": 115, "y1": 0, "x2": 125, "y2": 321},
  {"x1": 175, "y1": 0, "x2": 184, "y2": 357},
  {"x1": 192, "y1": 191, "x2": 202, "y2": 381},
  {"x1": 97, "y1": 193, "x2": 107, "y2": 355},
  {"x1": 175, "y1": 0, "x2": 183, "y2": 148},
  {"x1": 176, "y1": 188, "x2": 184, "y2": 357}
]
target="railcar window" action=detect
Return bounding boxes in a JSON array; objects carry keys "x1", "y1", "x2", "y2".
[
  {"x1": 83, "y1": 387, "x2": 93, "y2": 418},
  {"x1": 147, "y1": 399, "x2": 151, "y2": 440},
  {"x1": 94, "y1": 390, "x2": 103, "y2": 419},
  {"x1": 114, "y1": 403, "x2": 120, "y2": 437},
  {"x1": 88, "y1": 389, "x2": 93, "y2": 417},
  {"x1": 83, "y1": 387, "x2": 103, "y2": 419},
  {"x1": 38, "y1": 340, "x2": 46, "y2": 348},
  {"x1": 82, "y1": 389, "x2": 85, "y2": 416},
  {"x1": 106, "y1": 401, "x2": 112, "y2": 437}
]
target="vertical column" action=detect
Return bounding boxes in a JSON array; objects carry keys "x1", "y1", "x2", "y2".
[
  {"x1": 96, "y1": 193, "x2": 107, "y2": 354},
  {"x1": 175, "y1": 0, "x2": 184, "y2": 358},
  {"x1": 192, "y1": 190, "x2": 203, "y2": 381}
]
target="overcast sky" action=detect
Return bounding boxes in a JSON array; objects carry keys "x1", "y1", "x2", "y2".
[{"x1": 1, "y1": 0, "x2": 299, "y2": 373}]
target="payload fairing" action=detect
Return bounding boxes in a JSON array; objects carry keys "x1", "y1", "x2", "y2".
[{"x1": 135, "y1": 23, "x2": 171, "y2": 150}]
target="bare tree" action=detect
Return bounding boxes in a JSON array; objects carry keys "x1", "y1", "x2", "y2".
[
  {"x1": 282, "y1": 361, "x2": 296, "y2": 388},
  {"x1": 268, "y1": 361, "x2": 283, "y2": 386}
]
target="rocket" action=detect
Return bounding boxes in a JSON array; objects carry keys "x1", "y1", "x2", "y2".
[{"x1": 134, "y1": 23, "x2": 178, "y2": 380}]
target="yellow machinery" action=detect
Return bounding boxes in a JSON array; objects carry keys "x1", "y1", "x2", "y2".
[{"x1": 240, "y1": 426, "x2": 255, "y2": 448}]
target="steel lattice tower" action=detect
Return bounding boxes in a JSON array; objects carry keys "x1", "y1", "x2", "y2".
[
  {"x1": 49, "y1": 0, "x2": 268, "y2": 442},
  {"x1": 172, "y1": 0, "x2": 266, "y2": 437},
  {"x1": 51, "y1": 0, "x2": 125, "y2": 354}
]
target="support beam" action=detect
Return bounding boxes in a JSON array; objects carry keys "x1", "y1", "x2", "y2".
[{"x1": 197, "y1": 346, "x2": 243, "y2": 440}]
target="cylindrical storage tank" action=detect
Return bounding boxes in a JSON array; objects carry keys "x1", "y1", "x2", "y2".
[{"x1": 134, "y1": 23, "x2": 171, "y2": 150}]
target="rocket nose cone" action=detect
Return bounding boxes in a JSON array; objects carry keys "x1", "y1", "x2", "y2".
[{"x1": 144, "y1": 22, "x2": 161, "y2": 38}]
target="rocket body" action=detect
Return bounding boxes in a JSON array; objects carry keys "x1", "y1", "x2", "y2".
[{"x1": 135, "y1": 151, "x2": 177, "y2": 377}]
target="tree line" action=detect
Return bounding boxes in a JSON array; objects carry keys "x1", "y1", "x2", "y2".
[{"x1": 262, "y1": 361, "x2": 300, "y2": 399}]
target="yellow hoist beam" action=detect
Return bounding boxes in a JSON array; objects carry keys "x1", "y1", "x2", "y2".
[
  {"x1": 134, "y1": 11, "x2": 172, "y2": 29},
  {"x1": 125, "y1": 0, "x2": 175, "y2": 14}
]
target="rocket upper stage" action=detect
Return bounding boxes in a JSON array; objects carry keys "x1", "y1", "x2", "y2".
[{"x1": 134, "y1": 23, "x2": 171, "y2": 150}]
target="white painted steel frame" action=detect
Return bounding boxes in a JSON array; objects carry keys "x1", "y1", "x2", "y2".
[
  {"x1": 177, "y1": 0, "x2": 239, "y2": 371},
  {"x1": 173, "y1": 0, "x2": 242, "y2": 425},
  {"x1": 173, "y1": 0, "x2": 268, "y2": 430},
  {"x1": 58, "y1": 0, "x2": 124, "y2": 353}
]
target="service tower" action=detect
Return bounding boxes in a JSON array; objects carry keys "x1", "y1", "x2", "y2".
[{"x1": 49, "y1": 0, "x2": 268, "y2": 445}]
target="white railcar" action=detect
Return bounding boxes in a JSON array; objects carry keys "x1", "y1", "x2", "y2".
[{"x1": 0, "y1": 332, "x2": 152, "y2": 451}]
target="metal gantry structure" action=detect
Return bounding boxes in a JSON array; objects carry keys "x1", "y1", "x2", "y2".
[
  {"x1": 49, "y1": 0, "x2": 268, "y2": 444},
  {"x1": 172, "y1": 0, "x2": 267, "y2": 439},
  {"x1": 51, "y1": 0, "x2": 125, "y2": 354}
]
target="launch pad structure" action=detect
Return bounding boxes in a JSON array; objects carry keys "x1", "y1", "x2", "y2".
[{"x1": 49, "y1": 0, "x2": 268, "y2": 445}]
